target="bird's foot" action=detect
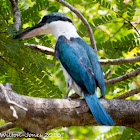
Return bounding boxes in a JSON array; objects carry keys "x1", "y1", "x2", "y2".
[
  {"x1": 63, "y1": 96, "x2": 72, "y2": 101},
  {"x1": 63, "y1": 85, "x2": 72, "y2": 99},
  {"x1": 63, "y1": 95, "x2": 69, "y2": 99}
]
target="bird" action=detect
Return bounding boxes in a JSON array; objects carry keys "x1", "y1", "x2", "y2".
[{"x1": 13, "y1": 12, "x2": 114, "y2": 126}]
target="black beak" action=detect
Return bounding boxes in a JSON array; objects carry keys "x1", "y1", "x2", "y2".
[{"x1": 13, "y1": 22, "x2": 45, "y2": 39}]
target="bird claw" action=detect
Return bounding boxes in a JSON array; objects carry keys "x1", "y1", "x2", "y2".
[
  {"x1": 63, "y1": 96, "x2": 72, "y2": 101},
  {"x1": 63, "y1": 95, "x2": 68, "y2": 99},
  {"x1": 67, "y1": 97, "x2": 72, "y2": 101}
]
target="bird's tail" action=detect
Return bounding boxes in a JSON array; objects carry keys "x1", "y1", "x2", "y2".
[{"x1": 84, "y1": 92, "x2": 114, "y2": 126}]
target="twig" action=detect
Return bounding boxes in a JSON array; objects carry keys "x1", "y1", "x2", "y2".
[
  {"x1": 24, "y1": 43, "x2": 54, "y2": 56},
  {"x1": 114, "y1": 12, "x2": 140, "y2": 36},
  {"x1": 100, "y1": 56, "x2": 140, "y2": 65},
  {"x1": 127, "y1": 20, "x2": 140, "y2": 36},
  {"x1": 102, "y1": 21, "x2": 140, "y2": 25},
  {"x1": 10, "y1": 0, "x2": 21, "y2": 31},
  {"x1": 105, "y1": 67, "x2": 140, "y2": 85},
  {"x1": 107, "y1": 24, "x2": 125, "y2": 41},
  {"x1": 57, "y1": 0, "x2": 97, "y2": 52},
  {"x1": 0, "y1": 122, "x2": 15, "y2": 132},
  {"x1": 114, "y1": 87, "x2": 140, "y2": 99},
  {"x1": 104, "y1": 70, "x2": 112, "y2": 79}
]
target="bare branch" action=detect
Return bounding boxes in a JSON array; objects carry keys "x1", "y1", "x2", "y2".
[
  {"x1": 114, "y1": 87, "x2": 140, "y2": 99},
  {"x1": 104, "y1": 70, "x2": 112, "y2": 79},
  {"x1": 97, "y1": 20, "x2": 140, "y2": 25},
  {"x1": 100, "y1": 56, "x2": 140, "y2": 65},
  {"x1": 0, "y1": 83, "x2": 140, "y2": 134},
  {"x1": 10, "y1": 0, "x2": 21, "y2": 31},
  {"x1": 57, "y1": 0, "x2": 97, "y2": 52},
  {"x1": 105, "y1": 68, "x2": 140, "y2": 85},
  {"x1": 107, "y1": 24, "x2": 125, "y2": 41},
  {"x1": 24, "y1": 43, "x2": 140, "y2": 65},
  {"x1": 0, "y1": 122, "x2": 15, "y2": 132},
  {"x1": 24, "y1": 43, "x2": 54, "y2": 56}
]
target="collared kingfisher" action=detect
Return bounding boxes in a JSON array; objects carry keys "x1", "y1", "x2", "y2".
[{"x1": 13, "y1": 12, "x2": 114, "y2": 125}]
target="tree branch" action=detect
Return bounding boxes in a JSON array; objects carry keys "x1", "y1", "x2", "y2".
[
  {"x1": 57, "y1": 0, "x2": 97, "y2": 52},
  {"x1": 0, "y1": 84, "x2": 27, "y2": 112},
  {"x1": 114, "y1": 87, "x2": 140, "y2": 99},
  {"x1": 104, "y1": 70, "x2": 112, "y2": 79},
  {"x1": 0, "y1": 83, "x2": 140, "y2": 136},
  {"x1": 10, "y1": 0, "x2": 21, "y2": 31},
  {"x1": 100, "y1": 56, "x2": 140, "y2": 65},
  {"x1": 105, "y1": 67, "x2": 140, "y2": 85},
  {"x1": 24, "y1": 43, "x2": 140, "y2": 65},
  {"x1": 101, "y1": 21, "x2": 140, "y2": 25},
  {"x1": 107, "y1": 24, "x2": 125, "y2": 41},
  {"x1": 24, "y1": 43, "x2": 54, "y2": 56}
]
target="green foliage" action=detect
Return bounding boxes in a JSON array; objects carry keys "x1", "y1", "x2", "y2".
[
  {"x1": 116, "y1": 0, "x2": 126, "y2": 16},
  {"x1": 93, "y1": 15, "x2": 114, "y2": 26},
  {"x1": 94, "y1": 0, "x2": 112, "y2": 9},
  {"x1": 127, "y1": 2, "x2": 136, "y2": 20},
  {"x1": 0, "y1": 0, "x2": 62, "y2": 98},
  {"x1": 0, "y1": 0, "x2": 140, "y2": 139},
  {"x1": 21, "y1": 0, "x2": 60, "y2": 24},
  {"x1": 96, "y1": 126, "x2": 140, "y2": 140},
  {"x1": 97, "y1": 32, "x2": 139, "y2": 58},
  {"x1": 21, "y1": 0, "x2": 49, "y2": 23},
  {"x1": 116, "y1": 0, "x2": 136, "y2": 21}
]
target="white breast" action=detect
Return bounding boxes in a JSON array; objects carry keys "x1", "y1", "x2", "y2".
[
  {"x1": 61, "y1": 64, "x2": 84, "y2": 97},
  {"x1": 47, "y1": 21, "x2": 80, "y2": 40}
]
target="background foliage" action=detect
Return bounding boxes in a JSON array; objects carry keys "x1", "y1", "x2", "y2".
[{"x1": 0, "y1": 0, "x2": 140, "y2": 139}]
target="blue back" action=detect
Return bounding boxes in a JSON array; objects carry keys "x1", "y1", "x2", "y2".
[
  {"x1": 55, "y1": 36, "x2": 105, "y2": 96},
  {"x1": 71, "y1": 38, "x2": 105, "y2": 97}
]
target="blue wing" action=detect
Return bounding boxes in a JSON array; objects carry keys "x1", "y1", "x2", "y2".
[
  {"x1": 55, "y1": 35, "x2": 96, "y2": 94},
  {"x1": 55, "y1": 36, "x2": 114, "y2": 125},
  {"x1": 70, "y1": 38, "x2": 105, "y2": 97}
]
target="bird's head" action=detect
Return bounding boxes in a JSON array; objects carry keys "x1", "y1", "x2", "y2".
[{"x1": 13, "y1": 12, "x2": 79, "y2": 40}]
